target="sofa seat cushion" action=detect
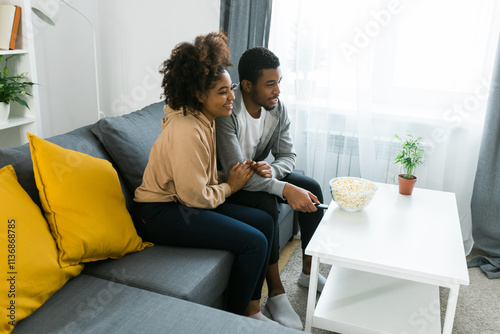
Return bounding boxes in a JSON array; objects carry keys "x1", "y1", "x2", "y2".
[
  {"x1": 82, "y1": 245, "x2": 234, "y2": 307},
  {"x1": 12, "y1": 274, "x2": 300, "y2": 334},
  {"x1": 278, "y1": 203, "x2": 295, "y2": 252}
]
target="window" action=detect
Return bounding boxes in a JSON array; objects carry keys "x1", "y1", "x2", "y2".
[{"x1": 269, "y1": 0, "x2": 500, "y2": 124}]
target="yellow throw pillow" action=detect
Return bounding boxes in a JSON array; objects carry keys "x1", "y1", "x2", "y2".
[
  {"x1": 28, "y1": 133, "x2": 152, "y2": 267},
  {"x1": 0, "y1": 165, "x2": 83, "y2": 333}
]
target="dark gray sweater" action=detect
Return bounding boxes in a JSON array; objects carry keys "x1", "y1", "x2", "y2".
[{"x1": 215, "y1": 86, "x2": 296, "y2": 198}]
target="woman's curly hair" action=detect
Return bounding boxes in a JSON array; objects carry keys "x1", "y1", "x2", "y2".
[{"x1": 160, "y1": 32, "x2": 232, "y2": 113}]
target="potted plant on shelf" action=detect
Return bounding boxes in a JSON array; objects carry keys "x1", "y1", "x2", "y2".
[
  {"x1": 394, "y1": 132, "x2": 424, "y2": 195},
  {"x1": 0, "y1": 54, "x2": 36, "y2": 123}
]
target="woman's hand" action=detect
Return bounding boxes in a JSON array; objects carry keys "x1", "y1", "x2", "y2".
[{"x1": 227, "y1": 162, "x2": 254, "y2": 194}]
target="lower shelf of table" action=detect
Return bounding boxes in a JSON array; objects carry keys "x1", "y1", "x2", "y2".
[{"x1": 312, "y1": 266, "x2": 441, "y2": 334}]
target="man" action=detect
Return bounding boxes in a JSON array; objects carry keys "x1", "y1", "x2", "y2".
[{"x1": 216, "y1": 46, "x2": 326, "y2": 330}]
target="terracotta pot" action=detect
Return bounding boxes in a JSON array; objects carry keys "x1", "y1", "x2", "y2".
[{"x1": 398, "y1": 174, "x2": 417, "y2": 195}]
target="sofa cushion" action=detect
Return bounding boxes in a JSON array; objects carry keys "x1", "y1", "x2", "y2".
[
  {"x1": 90, "y1": 102, "x2": 165, "y2": 192},
  {"x1": 0, "y1": 165, "x2": 83, "y2": 333},
  {"x1": 28, "y1": 134, "x2": 152, "y2": 267},
  {"x1": 82, "y1": 245, "x2": 234, "y2": 307},
  {"x1": 278, "y1": 203, "x2": 295, "y2": 252},
  {"x1": 0, "y1": 125, "x2": 133, "y2": 210},
  {"x1": 12, "y1": 274, "x2": 300, "y2": 334}
]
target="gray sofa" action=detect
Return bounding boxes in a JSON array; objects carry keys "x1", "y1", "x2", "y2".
[{"x1": 0, "y1": 102, "x2": 301, "y2": 333}]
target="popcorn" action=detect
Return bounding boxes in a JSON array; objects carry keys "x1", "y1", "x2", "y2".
[{"x1": 330, "y1": 177, "x2": 377, "y2": 211}]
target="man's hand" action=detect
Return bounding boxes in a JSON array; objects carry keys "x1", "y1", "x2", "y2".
[
  {"x1": 248, "y1": 161, "x2": 273, "y2": 178},
  {"x1": 282, "y1": 183, "x2": 320, "y2": 212}
]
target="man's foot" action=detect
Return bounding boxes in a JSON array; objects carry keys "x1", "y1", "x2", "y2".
[
  {"x1": 266, "y1": 293, "x2": 303, "y2": 330},
  {"x1": 248, "y1": 311, "x2": 277, "y2": 324},
  {"x1": 297, "y1": 271, "x2": 326, "y2": 293}
]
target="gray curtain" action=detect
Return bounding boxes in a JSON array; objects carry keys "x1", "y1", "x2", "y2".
[
  {"x1": 220, "y1": 0, "x2": 273, "y2": 81},
  {"x1": 469, "y1": 34, "x2": 500, "y2": 279}
]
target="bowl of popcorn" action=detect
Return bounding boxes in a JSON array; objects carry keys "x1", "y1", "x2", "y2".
[{"x1": 329, "y1": 177, "x2": 378, "y2": 211}]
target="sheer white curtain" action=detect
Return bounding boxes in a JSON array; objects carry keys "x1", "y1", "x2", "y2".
[{"x1": 269, "y1": 0, "x2": 500, "y2": 254}]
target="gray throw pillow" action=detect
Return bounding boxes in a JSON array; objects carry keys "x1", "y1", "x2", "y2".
[{"x1": 90, "y1": 102, "x2": 165, "y2": 192}]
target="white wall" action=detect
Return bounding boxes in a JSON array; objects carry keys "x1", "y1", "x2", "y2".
[{"x1": 33, "y1": 0, "x2": 220, "y2": 137}]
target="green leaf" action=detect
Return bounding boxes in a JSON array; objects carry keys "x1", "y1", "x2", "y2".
[
  {"x1": 0, "y1": 53, "x2": 36, "y2": 108},
  {"x1": 393, "y1": 132, "x2": 425, "y2": 178},
  {"x1": 13, "y1": 96, "x2": 30, "y2": 110}
]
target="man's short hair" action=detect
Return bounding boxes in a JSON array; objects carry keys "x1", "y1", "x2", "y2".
[{"x1": 238, "y1": 46, "x2": 280, "y2": 84}]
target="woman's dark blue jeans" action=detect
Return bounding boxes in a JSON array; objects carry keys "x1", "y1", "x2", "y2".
[{"x1": 132, "y1": 201, "x2": 274, "y2": 316}]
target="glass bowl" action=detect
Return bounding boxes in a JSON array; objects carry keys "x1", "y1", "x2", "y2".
[{"x1": 329, "y1": 177, "x2": 378, "y2": 212}]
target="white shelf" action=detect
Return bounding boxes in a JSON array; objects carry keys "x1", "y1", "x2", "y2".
[
  {"x1": 0, "y1": 0, "x2": 41, "y2": 148},
  {"x1": 314, "y1": 266, "x2": 441, "y2": 334},
  {"x1": 0, "y1": 49, "x2": 28, "y2": 55},
  {"x1": 0, "y1": 115, "x2": 35, "y2": 130}
]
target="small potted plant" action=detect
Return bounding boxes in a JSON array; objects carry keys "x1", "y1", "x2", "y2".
[
  {"x1": 0, "y1": 54, "x2": 36, "y2": 123},
  {"x1": 394, "y1": 132, "x2": 424, "y2": 195}
]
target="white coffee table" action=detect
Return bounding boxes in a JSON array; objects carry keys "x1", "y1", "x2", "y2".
[{"x1": 305, "y1": 182, "x2": 469, "y2": 334}]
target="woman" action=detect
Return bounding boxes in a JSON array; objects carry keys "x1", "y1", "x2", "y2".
[{"x1": 133, "y1": 32, "x2": 274, "y2": 322}]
